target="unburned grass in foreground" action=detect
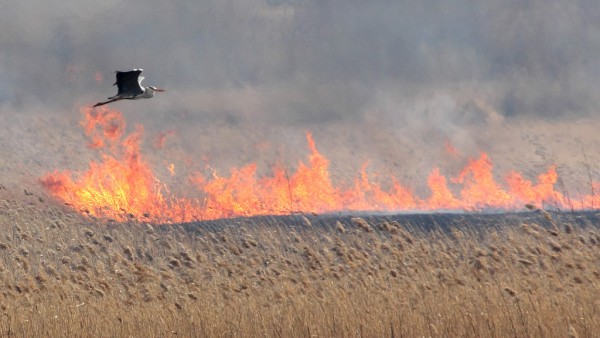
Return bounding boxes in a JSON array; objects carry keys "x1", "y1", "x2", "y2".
[{"x1": 0, "y1": 199, "x2": 599, "y2": 337}]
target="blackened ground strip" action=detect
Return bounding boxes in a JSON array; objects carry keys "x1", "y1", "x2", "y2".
[{"x1": 175, "y1": 210, "x2": 600, "y2": 236}]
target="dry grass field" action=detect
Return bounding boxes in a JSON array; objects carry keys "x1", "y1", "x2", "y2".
[{"x1": 0, "y1": 196, "x2": 599, "y2": 337}]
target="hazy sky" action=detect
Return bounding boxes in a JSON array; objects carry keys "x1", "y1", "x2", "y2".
[{"x1": 2, "y1": 1, "x2": 600, "y2": 121}]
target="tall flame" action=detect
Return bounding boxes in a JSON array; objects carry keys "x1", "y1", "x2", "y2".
[{"x1": 41, "y1": 106, "x2": 599, "y2": 223}]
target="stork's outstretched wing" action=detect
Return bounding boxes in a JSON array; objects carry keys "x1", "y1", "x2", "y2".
[{"x1": 113, "y1": 69, "x2": 144, "y2": 97}]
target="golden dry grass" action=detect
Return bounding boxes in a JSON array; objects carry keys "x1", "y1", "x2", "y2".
[{"x1": 0, "y1": 198, "x2": 599, "y2": 337}]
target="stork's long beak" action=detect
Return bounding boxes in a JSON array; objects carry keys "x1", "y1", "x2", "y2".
[{"x1": 154, "y1": 88, "x2": 166, "y2": 92}]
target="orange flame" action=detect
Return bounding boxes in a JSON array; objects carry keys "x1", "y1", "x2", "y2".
[{"x1": 41, "y1": 106, "x2": 599, "y2": 223}]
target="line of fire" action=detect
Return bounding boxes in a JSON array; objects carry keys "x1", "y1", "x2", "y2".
[{"x1": 40, "y1": 106, "x2": 600, "y2": 224}]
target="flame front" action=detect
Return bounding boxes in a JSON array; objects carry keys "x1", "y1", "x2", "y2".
[
  {"x1": 41, "y1": 107, "x2": 599, "y2": 223},
  {"x1": 42, "y1": 108, "x2": 200, "y2": 222}
]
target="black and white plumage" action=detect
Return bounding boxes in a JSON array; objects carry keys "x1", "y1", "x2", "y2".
[{"x1": 93, "y1": 69, "x2": 165, "y2": 107}]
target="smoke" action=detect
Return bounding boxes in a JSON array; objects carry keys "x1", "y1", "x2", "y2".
[
  {"x1": 1, "y1": 1, "x2": 598, "y2": 116},
  {"x1": 2, "y1": 1, "x2": 600, "y2": 196}
]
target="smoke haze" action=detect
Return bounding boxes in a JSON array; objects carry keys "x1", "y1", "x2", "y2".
[{"x1": 2, "y1": 1, "x2": 600, "y2": 197}]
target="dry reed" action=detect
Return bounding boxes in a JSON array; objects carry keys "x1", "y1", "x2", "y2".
[{"x1": 0, "y1": 198, "x2": 599, "y2": 337}]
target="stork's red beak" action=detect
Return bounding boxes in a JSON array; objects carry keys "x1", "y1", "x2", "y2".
[{"x1": 155, "y1": 88, "x2": 166, "y2": 92}]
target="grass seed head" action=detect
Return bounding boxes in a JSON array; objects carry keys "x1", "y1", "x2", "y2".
[
  {"x1": 336, "y1": 221, "x2": 346, "y2": 233},
  {"x1": 352, "y1": 217, "x2": 372, "y2": 233}
]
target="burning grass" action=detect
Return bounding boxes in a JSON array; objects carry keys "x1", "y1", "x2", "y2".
[
  {"x1": 41, "y1": 107, "x2": 600, "y2": 223},
  {"x1": 0, "y1": 197, "x2": 599, "y2": 337}
]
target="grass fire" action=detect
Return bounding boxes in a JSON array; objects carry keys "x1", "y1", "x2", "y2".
[
  {"x1": 40, "y1": 106, "x2": 597, "y2": 223},
  {"x1": 4, "y1": 2, "x2": 600, "y2": 336},
  {"x1": 0, "y1": 106, "x2": 597, "y2": 336},
  {"x1": 4, "y1": 105, "x2": 597, "y2": 337}
]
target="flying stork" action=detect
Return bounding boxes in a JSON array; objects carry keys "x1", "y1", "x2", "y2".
[{"x1": 93, "y1": 69, "x2": 165, "y2": 107}]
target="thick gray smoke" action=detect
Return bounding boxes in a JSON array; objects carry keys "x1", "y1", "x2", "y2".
[
  {"x1": 2, "y1": 1, "x2": 600, "y2": 196},
  {"x1": 2, "y1": 1, "x2": 600, "y2": 118}
]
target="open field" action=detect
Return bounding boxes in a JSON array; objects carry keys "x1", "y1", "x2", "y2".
[
  {"x1": 3, "y1": 99, "x2": 600, "y2": 338},
  {"x1": 5, "y1": 2, "x2": 600, "y2": 337},
  {"x1": 1, "y1": 197, "x2": 599, "y2": 337}
]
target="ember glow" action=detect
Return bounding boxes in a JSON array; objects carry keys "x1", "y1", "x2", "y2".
[{"x1": 41, "y1": 107, "x2": 599, "y2": 223}]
